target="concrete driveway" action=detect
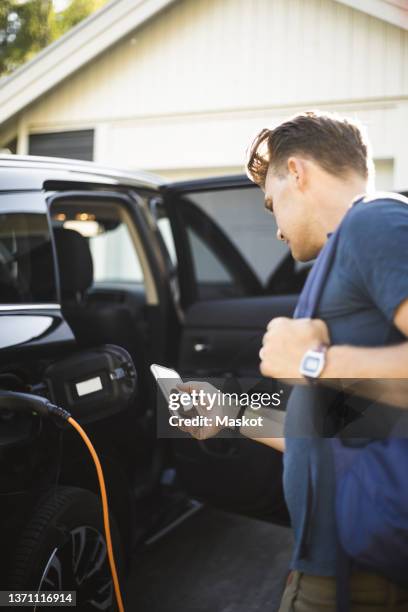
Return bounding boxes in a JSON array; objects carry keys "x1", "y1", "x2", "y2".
[{"x1": 125, "y1": 507, "x2": 293, "y2": 612}]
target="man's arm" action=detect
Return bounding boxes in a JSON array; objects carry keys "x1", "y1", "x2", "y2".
[
  {"x1": 259, "y1": 298, "x2": 408, "y2": 408},
  {"x1": 174, "y1": 300, "x2": 408, "y2": 448},
  {"x1": 245, "y1": 301, "x2": 408, "y2": 446},
  {"x1": 323, "y1": 298, "x2": 408, "y2": 378},
  {"x1": 175, "y1": 382, "x2": 286, "y2": 452},
  {"x1": 319, "y1": 299, "x2": 408, "y2": 408}
]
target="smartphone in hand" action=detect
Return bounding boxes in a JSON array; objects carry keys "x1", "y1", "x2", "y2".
[{"x1": 150, "y1": 364, "x2": 195, "y2": 416}]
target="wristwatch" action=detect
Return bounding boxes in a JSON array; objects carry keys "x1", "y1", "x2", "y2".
[{"x1": 299, "y1": 343, "x2": 329, "y2": 379}]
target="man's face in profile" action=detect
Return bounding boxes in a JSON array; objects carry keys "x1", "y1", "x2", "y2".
[{"x1": 263, "y1": 161, "x2": 318, "y2": 262}]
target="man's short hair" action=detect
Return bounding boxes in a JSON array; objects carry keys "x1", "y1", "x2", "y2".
[{"x1": 246, "y1": 110, "x2": 373, "y2": 188}]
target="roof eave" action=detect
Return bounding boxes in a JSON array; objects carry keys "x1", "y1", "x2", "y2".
[
  {"x1": 336, "y1": 0, "x2": 408, "y2": 30},
  {"x1": 0, "y1": 0, "x2": 177, "y2": 126}
]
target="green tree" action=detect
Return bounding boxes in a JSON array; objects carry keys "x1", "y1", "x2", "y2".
[
  {"x1": 51, "y1": 0, "x2": 106, "y2": 38},
  {"x1": 0, "y1": 0, "x2": 107, "y2": 77},
  {"x1": 0, "y1": 1, "x2": 53, "y2": 75}
]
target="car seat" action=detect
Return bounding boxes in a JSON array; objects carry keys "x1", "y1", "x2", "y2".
[{"x1": 51, "y1": 227, "x2": 152, "y2": 411}]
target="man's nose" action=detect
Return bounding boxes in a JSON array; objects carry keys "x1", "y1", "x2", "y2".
[{"x1": 277, "y1": 228, "x2": 285, "y2": 241}]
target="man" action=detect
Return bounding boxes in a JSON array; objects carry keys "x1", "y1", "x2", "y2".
[{"x1": 177, "y1": 110, "x2": 408, "y2": 610}]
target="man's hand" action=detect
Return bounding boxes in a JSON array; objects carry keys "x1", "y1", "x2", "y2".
[
  {"x1": 259, "y1": 317, "x2": 330, "y2": 379},
  {"x1": 171, "y1": 381, "x2": 237, "y2": 440}
]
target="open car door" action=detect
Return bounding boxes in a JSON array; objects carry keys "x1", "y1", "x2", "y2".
[{"x1": 156, "y1": 175, "x2": 311, "y2": 524}]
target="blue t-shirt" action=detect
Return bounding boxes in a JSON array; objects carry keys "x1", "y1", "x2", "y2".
[{"x1": 283, "y1": 193, "x2": 408, "y2": 576}]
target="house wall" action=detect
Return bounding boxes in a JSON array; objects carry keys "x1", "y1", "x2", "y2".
[{"x1": 2, "y1": 0, "x2": 408, "y2": 188}]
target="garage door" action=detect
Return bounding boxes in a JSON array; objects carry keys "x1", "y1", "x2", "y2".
[{"x1": 29, "y1": 129, "x2": 94, "y2": 161}]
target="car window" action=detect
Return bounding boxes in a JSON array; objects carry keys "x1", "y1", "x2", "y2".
[
  {"x1": 188, "y1": 225, "x2": 233, "y2": 283},
  {"x1": 156, "y1": 185, "x2": 313, "y2": 303},
  {"x1": 154, "y1": 195, "x2": 251, "y2": 301},
  {"x1": 89, "y1": 223, "x2": 143, "y2": 284},
  {"x1": 160, "y1": 185, "x2": 312, "y2": 302},
  {"x1": 0, "y1": 192, "x2": 57, "y2": 304},
  {"x1": 188, "y1": 187, "x2": 288, "y2": 286},
  {"x1": 51, "y1": 199, "x2": 144, "y2": 286}
]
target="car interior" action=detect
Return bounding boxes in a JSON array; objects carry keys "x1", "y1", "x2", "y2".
[
  {"x1": 50, "y1": 200, "x2": 150, "y2": 385},
  {"x1": 48, "y1": 196, "x2": 165, "y2": 487}
]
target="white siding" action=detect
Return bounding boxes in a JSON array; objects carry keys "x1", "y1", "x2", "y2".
[
  {"x1": 374, "y1": 158, "x2": 394, "y2": 189},
  {"x1": 20, "y1": 0, "x2": 408, "y2": 124},
  {"x1": 3, "y1": 0, "x2": 408, "y2": 187}
]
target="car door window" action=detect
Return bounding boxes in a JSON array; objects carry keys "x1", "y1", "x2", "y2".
[
  {"x1": 0, "y1": 192, "x2": 57, "y2": 304},
  {"x1": 51, "y1": 198, "x2": 144, "y2": 288},
  {"x1": 156, "y1": 193, "x2": 261, "y2": 302},
  {"x1": 188, "y1": 225, "x2": 233, "y2": 284},
  {"x1": 161, "y1": 185, "x2": 311, "y2": 303},
  {"x1": 189, "y1": 187, "x2": 288, "y2": 287},
  {"x1": 88, "y1": 222, "x2": 143, "y2": 284}
]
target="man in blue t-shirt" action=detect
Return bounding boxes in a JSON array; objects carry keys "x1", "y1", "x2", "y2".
[{"x1": 177, "y1": 110, "x2": 408, "y2": 610}]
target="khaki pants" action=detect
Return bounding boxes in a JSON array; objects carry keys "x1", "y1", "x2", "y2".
[{"x1": 278, "y1": 570, "x2": 408, "y2": 612}]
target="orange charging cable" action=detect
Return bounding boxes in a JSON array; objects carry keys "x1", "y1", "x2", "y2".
[{"x1": 67, "y1": 416, "x2": 125, "y2": 612}]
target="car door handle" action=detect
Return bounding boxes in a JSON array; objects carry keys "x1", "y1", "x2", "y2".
[{"x1": 194, "y1": 342, "x2": 210, "y2": 353}]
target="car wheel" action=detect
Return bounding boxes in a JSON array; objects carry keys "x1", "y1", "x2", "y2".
[{"x1": 8, "y1": 486, "x2": 124, "y2": 611}]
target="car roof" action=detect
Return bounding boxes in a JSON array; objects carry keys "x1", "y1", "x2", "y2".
[
  {"x1": 0, "y1": 154, "x2": 165, "y2": 191},
  {"x1": 1, "y1": 155, "x2": 406, "y2": 197}
]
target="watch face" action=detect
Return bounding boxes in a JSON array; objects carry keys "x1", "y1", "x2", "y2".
[
  {"x1": 300, "y1": 350, "x2": 325, "y2": 378},
  {"x1": 303, "y1": 355, "x2": 321, "y2": 372}
]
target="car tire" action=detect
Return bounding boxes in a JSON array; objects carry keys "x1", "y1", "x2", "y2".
[{"x1": 8, "y1": 486, "x2": 125, "y2": 611}]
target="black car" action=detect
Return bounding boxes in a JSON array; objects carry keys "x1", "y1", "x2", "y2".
[{"x1": 0, "y1": 154, "x2": 311, "y2": 609}]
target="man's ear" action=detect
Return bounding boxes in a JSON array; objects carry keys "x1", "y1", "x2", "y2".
[{"x1": 287, "y1": 157, "x2": 306, "y2": 190}]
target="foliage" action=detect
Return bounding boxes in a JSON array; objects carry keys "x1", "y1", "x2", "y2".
[
  {"x1": 52, "y1": 0, "x2": 106, "y2": 38},
  {"x1": 0, "y1": 0, "x2": 107, "y2": 76}
]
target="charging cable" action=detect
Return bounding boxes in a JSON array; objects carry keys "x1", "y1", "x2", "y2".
[
  {"x1": 0, "y1": 391, "x2": 125, "y2": 612},
  {"x1": 0, "y1": 333, "x2": 267, "y2": 610}
]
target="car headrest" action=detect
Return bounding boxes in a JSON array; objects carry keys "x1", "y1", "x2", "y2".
[
  {"x1": 52, "y1": 227, "x2": 93, "y2": 297},
  {"x1": 24, "y1": 239, "x2": 56, "y2": 302}
]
